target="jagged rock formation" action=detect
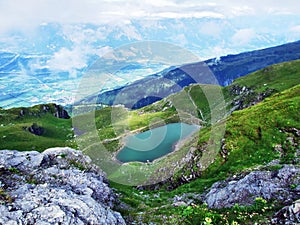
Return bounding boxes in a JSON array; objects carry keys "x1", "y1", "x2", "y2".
[
  {"x1": 19, "y1": 103, "x2": 70, "y2": 119},
  {"x1": 0, "y1": 147, "x2": 126, "y2": 225},
  {"x1": 168, "y1": 163, "x2": 300, "y2": 224},
  {"x1": 271, "y1": 199, "x2": 300, "y2": 225},
  {"x1": 204, "y1": 164, "x2": 300, "y2": 209},
  {"x1": 52, "y1": 104, "x2": 70, "y2": 119}
]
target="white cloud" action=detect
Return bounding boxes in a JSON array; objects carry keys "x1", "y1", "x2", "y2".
[
  {"x1": 232, "y1": 28, "x2": 256, "y2": 46},
  {"x1": 113, "y1": 23, "x2": 142, "y2": 41},
  {"x1": 170, "y1": 33, "x2": 188, "y2": 46},
  {"x1": 199, "y1": 21, "x2": 224, "y2": 38},
  {"x1": 220, "y1": 0, "x2": 300, "y2": 17},
  {"x1": 47, "y1": 47, "x2": 87, "y2": 72},
  {"x1": 287, "y1": 25, "x2": 300, "y2": 42},
  {"x1": 0, "y1": 0, "x2": 299, "y2": 65},
  {"x1": 230, "y1": 6, "x2": 255, "y2": 16},
  {"x1": 212, "y1": 45, "x2": 234, "y2": 58},
  {"x1": 290, "y1": 25, "x2": 300, "y2": 33},
  {"x1": 1, "y1": 0, "x2": 299, "y2": 35},
  {"x1": 46, "y1": 44, "x2": 113, "y2": 74},
  {"x1": 151, "y1": 11, "x2": 224, "y2": 19}
]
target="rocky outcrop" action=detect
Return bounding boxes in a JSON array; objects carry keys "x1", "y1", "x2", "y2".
[
  {"x1": 271, "y1": 199, "x2": 300, "y2": 225},
  {"x1": 19, "y1": 103, "x2": 70, "y2": 119},
  {"x1": 52, "y1": 104, "x2": 70, "y2": 119},
  {"x1": 204, "y1": 164, "x2": 300, "y2": 209},
  {"x1": 229, "y1": 84, "x2": 275, "y2": 111},
  {"x1": 28, "y1": 122, "x2": 44, "y2": 136},
  {"x1": 168, "y1": 163, "x2": 300, "y2": 224},
  {"x1": 0, "y1": 147, "x2": 126, "y2": 225}
]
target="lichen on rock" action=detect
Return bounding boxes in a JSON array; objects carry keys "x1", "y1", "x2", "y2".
[{"x1": 0, "y1": 147, "x2": 126, "y2": 225}]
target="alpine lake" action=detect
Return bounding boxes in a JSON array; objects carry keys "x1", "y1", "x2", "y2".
[{"x1": 116, "y1": 123, "x2": 199, "y2": 163}]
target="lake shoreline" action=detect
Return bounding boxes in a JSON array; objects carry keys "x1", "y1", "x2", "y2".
[{"x1": 114, "y1": 123, "x2": 200, "y2": 164}]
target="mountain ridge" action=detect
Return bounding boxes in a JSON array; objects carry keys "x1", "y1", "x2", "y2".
[
  {"x1": 82, "y1": 40, "x2": 300, "y2": 109},
  {"x1": 0, "y1": 58, "x2": 300, "y2": 224}
]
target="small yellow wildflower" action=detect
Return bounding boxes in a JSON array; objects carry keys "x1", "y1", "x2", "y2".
[{"x1": 205, "y1": 217, "x2": 212, "y2": 223}]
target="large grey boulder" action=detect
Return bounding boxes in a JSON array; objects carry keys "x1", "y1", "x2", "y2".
[
  {"x1": 0, "y1": 147, "x2": 126, "y2": 225},
  {"x1": 204, "y1": 165, "x2": 300, "y2": 209}
]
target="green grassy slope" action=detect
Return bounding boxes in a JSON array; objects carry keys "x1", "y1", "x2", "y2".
[
  {"x1": 0, "y1": 104, "x2": 75, "y2": 151},
  {"x1": 149, "y1": 60, "x2": 300, "y2": 189},
  {"x1": 103, "y1": 60, "x2": 300, "y2": 224},
  {"x1": 111, "y1": 83, "x2": 300, "y2": 225},
  {"x1": 0, "y1": 60, "x2": 299, "y2": 224},
  {"x1": 203, "y1": 83, "x2": 299, "y2": 177},
  {"x1": 2, "y1": 60, "x2": 300, "y2": 153},
  {"x1": 138, "y1": 59, "x2": 300, "y2": 124},
  {"x1": 229, "y1": 59, "x2": 300, "y2": 93},
  {"x1": 71, "y1": 60, "x2": 300, "y2": 224}
]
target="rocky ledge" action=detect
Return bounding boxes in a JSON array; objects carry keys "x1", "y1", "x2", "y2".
[
  {"x1": 204, "y1": 163, "x2": 300, "y2": 224},
  {"x1": 171, "y1": 162, "x2": 300, "y2": 224},
  {"x1": 204, "y1": 163, "x2": 300, "y2": 209},
  {"x1": 0, "y1": 147, "x2": 126, "y2": 225}
]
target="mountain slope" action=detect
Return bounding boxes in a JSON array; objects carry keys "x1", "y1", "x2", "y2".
[
  {"x1": 0, "y1": 104, "x2": 75, "y2": 151},
  {"x1": 138, "y1": 59, "x2": 300, "y2": 124},
  {"x1": 1, "y1": 59, "x2": 300, "y2": 153},
  {"x1": 0, "y1": 58, "x2": 299, "y2": 225},
  {"x1": 83, "y1": 40, "x2": 300, "y2": 109},
  {"x1": 131, "y1": 59, "x2": 300, "y2": 189},
  {"x1": 111, "y1": 81, "x2": 300, "y2": 225}
]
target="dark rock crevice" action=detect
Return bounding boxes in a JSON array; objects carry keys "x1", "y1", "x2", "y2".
[{"x1": 28, "y1": 123, "x2": 44, "y2": 136}]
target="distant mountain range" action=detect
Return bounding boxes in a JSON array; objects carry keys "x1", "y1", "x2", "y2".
[
  {"x1": 1, "y1": 39, "x2": 300, "y2": 110},
  {"x1": 79, "y1": 40, "x2": 300, "y2": 109}
]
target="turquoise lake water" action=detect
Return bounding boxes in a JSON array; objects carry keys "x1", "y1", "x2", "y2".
[{"x1": 116, "y1": 123, "x2": 199, "y2": 163}]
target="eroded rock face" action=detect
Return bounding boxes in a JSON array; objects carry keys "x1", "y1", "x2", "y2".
[
  {"x1": 28, "y1": 122, "x2": 44, "y2": 136},
  {"x1": 18, "y1": 103, "x2": 70, "y2": 119},
  {"x1": 204, "y1": 164, "x2": 300, "y2": 209},
  {"x1": 0, "y1": 147, "x2": 126, "y2": 225},
  {"x1": 53, "y1": 104, "x2": 70, "y2": 119},
  {"x1": 271, "y1": 199, "x2": 300, "y2": 225}
]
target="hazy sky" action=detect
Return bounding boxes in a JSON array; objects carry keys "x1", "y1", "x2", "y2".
[
  {"x1": 0, "y1": 0, "x2": 300, "y2": 108},
  {"x1": 0, "y1": 0, "x2": 299, "y2": 33},
  {"x1": 0, "y1": 0, "x2": 299, "y2": 71}
]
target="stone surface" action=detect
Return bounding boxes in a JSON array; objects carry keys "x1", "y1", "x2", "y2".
[
  {"x1": 18, "y1": 104, "x2": 70, "y2": 119},
  {"x1": 204, "y1": 165, "x2": 300, "y2": 209},
  {"x1": 229, "y1": 84, "x2": 275, "y2": 111},
  {"x1": 0, "y1": 147, "x2": 126, "y2": 225},
  {"x1": 272, "y1": 199, "x2": 300, "y2": 225},
  {"x1": 53, "y1": 104, "x2": 70, "y2": 119}
]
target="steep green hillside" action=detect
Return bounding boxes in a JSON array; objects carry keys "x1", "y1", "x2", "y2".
[
  {"x1": 110, "y1": 83, "x2": 300, "y2": 225},
  {"x1": 71, "y1": 61, "x2": 300, "y2": 224},
  {"x1": 0, "y1": 104, "x2": 75, "y2": 151},
  {"x1": 202, "y1": 83, "x2": 299, "y2": 177},
  {"x1": 0, "y1": 60, "x2": 299, "y2": 225},
  {"x1": 1, "y1": 60, "x2": 300, "y2": 154},
  {"x1": 138, "y1": 59, "x2": 300, "y2": 124},
  {"x1": 145, "y1": 67, "x2": 300, "y2": 189},
  {"x1": 230, "y1": 59, "x2": 300, "y2": 93}
]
